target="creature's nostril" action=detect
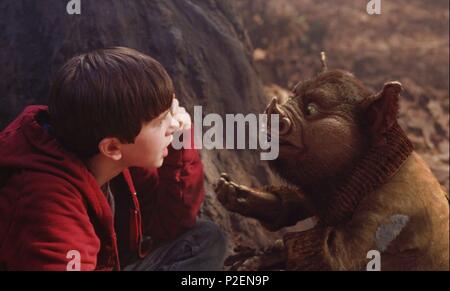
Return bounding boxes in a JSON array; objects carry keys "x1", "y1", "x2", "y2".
[
  {"x1": 275, "y1": 104, "x2": 284, "y2": 115},
  {"x1": 265, "y1": 97, "x2": 292, "y2": 136},
  {"x1": 266, "y1": 97, "x2": 286, "y2": 118},
  {"x1": 279, "y1": 117, "x2": 292, "y2": 136},
  {"x1": 265, "y1": 97, "x2": 278, "y2": 115}
]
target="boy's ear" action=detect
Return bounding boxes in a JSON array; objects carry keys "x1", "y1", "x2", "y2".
[
  {"x1": 359, "y1": 81, "x2": 403, "y2": 145},
  {"x1": 98, "y1": 138, "x2": 123, "y2": 161}
]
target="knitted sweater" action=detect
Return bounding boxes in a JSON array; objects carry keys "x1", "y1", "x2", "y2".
[{"x1": 276, "y1": 124, "x2": 449, "y2": 270}]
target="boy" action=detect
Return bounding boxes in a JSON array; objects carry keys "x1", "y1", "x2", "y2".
[{"x1": 0, "y1": 47, "x2": 227, "y2": 271}]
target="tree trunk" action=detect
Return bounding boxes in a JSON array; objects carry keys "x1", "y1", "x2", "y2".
[{"x1": 0, "y1": 0, "x2": 283, "y2": 252}]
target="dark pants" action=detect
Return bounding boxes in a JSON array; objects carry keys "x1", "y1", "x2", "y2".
[{"x1": 124, "y1": 219, "x2": 228, "y2": 271}]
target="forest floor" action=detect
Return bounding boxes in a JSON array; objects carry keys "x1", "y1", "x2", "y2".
[{"x1": 237, "y1": 0, "x2": 449, "y2": 191}]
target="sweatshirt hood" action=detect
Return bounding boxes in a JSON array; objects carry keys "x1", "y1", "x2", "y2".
[{"x1": 0, "y1": 105, "x2": 112, "y2": 222}]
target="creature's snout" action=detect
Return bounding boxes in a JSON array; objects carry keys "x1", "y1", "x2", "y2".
[{"x1": 265, "y1": 97, "x2": 292, "y2": 136}]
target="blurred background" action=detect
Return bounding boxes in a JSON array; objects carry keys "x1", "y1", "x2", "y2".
[
  {"x1": 0, "y1": 0, "x2": 448, "y2": 253},
  {"x1": 236, "y1": 0, "x2": 449, "y2": 191}
]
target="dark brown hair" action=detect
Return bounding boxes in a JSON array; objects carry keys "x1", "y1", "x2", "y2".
[{"x1": 48, "y1": 47, "x2": 174, "y2": 157}]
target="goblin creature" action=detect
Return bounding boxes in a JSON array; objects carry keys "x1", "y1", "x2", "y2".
[{"x1": 215, "y1": 67, "x2": 449, "y2": 271}]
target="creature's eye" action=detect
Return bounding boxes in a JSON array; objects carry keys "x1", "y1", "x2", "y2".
[{"x1": 305, "y1": 103, "x2": 319, "y2": 116}]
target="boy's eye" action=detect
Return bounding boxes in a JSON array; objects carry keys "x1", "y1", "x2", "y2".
[{"x1": 305, "y1": 103, "x2": 319, "y2": 116}]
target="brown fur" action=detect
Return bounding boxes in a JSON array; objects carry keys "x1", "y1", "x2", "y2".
[{"x1": 215, "y1": 69, "x2": 449, "y2": 270}]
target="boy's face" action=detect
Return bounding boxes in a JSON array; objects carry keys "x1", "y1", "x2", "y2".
[{"x1": 121, "y1": 105, "x2": 179, "y2": 168}]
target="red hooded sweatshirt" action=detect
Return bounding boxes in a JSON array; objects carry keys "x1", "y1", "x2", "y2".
[{"x1": 0, "y1": 106, "x2": 205, "y2": 271}]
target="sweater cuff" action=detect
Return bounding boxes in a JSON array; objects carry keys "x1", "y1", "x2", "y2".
[{"x1": 283, "y1": 227, "x2": 331, "y2": 270}]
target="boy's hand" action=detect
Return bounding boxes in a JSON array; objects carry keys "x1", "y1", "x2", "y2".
[{"x1": 171, "y1": 97, "x2": 192, "y2": 131}]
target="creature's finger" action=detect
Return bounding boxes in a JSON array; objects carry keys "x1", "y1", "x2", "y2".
[
  {"x1": 224, "y1": 182, "x2": 236, "y2": 198},
  {"x1": 216, "y1": 187, "x2": 228, "y2": 205},
  {"x1": 273, "y1": 239, "x2": 285, "y2": 251},
  {"x1": 220, "y1": 172, "x2": 231, "y2": 181},
  {"x1": 225, "y1": 183, "x2": 242, "y2": 210},
  {"x1": 228, "y1": 181, "x2": 245, "y2": 194},
  {"x1": 238, "y1": 256, "x2": 262, "y2": 271},
  {"x1": 214, "y1": 177, "x2": 226, "y2": 192},
  {"x1": 215, "y1": 180, "x2": 230, "y2": 204}
]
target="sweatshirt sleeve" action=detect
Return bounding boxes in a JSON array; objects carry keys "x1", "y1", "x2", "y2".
[
  {"x1": 3, "y1": 174, "x2": 100, "y2": 271},
  {"x1": 132, "y1": 127, "x2": 205, "y2": 244}
]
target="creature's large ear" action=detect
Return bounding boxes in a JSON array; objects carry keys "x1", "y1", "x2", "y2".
[{"x1": 359, "y1": 81, "x2": 403, "y2": 145}]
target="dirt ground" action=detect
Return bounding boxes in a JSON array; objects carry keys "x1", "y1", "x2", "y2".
[{"x1": 236, "y1": 0, "x2": 449, "y2": 191}]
